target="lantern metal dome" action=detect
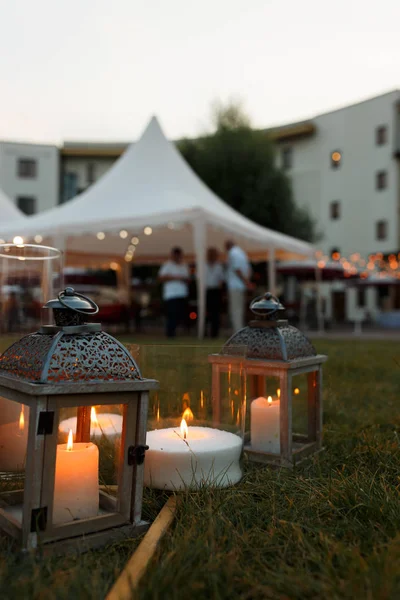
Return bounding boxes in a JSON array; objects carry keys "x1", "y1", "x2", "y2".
[
  {"x1": 223, "y1": 292, "x2": 316, "y2": 361},
  {"x1": 0, "y1": 287, "x2": 141, "y2": 384}
]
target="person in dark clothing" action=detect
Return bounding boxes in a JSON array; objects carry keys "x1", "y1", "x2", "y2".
[
  {"x1": 206, "y1": 247, "x2": 224, "y2": 338},
  {"x1": 158, "y1": 247, "x2": 190, "y2": 338}
]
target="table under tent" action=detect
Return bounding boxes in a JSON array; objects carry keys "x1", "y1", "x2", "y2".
[
  {"x1": 0, "y1": 117, "x2": 314, "y2": 337},
  {"x1": 277, "y1": 259, "x2": 357, "y2": 333}
]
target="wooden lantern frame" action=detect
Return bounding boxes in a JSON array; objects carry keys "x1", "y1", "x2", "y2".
[
  {"x1": 0, "y1": 376, "x2": 158, "y2": 553},
  {"x1": 209, "y1": 353, "x2": 327, "y2": 468}
]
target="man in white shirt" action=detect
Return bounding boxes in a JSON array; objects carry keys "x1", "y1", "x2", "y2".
[
  {"x1": 225, "y1": 240, "x2": 252, "y2": 332},
  {"x1": 158, "y1": 247, "x2": 190, "y2": 337},
  {"x1": 206, "y1": 247, "x2": 225, "y2": 338}
]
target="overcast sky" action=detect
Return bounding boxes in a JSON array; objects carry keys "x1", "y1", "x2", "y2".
[{"x1": 0, "y1": 0, "x2": 399, "y2": 144}]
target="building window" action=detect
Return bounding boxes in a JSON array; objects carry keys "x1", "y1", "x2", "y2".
[
  {"x1": 62, "y1": 172, "x2": 78, "y2": 204},
  {"x1": 17, "y1": 196, "x2": 36, "y2": 215},
  {"x1": 330, "y1": 200, "x2": 341, "y2": 220},
  {"x1": 376, "y1": 125, "x2": 387, "y2": 146},
  {"x1": 331, "y1": 150, "x2": 342, "y2": 169},
  {"x1": 376, "y1": 170, "x2": 387, "y2": 190},
  {"x1": 17, "y1": 158, "x2": 37, "y2": 178},
  {"x1": 87, "y1": 162, "x2": 96, "y2": 184},
  {"x1": 330, "y1": 247, "x2": 340, "y2": 260},
  {"x1": 376, "y1": 220, "x2": 387, "y2": 240},
  {"x1": 281, "y1": 147, "x2": 293, "y2": 170},
  {"x1": 357, "y1": 288, "x2": 366, "y2": 308}
]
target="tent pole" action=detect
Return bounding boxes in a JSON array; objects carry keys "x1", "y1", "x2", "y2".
[
  {"x1": 193, "y1": 218, "x2": 206, "y2": 340},
  {"x1": 268, "y1": 246, "x2": 276, "y2": 295},
  {"x1": 300, "y1": 284, "x2": 307, "y2": 330},
  {"x1": 315, "y1": 264, "x2": 324, "y2": 335}
]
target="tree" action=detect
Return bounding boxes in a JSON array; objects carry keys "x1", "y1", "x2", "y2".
[{"x1": 178, "y1": 101, "x2": 317, "y2": 243}]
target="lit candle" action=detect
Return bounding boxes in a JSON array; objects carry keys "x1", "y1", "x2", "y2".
[
  {"x1": 144, "y1": 412, "x2": 242, "y2": 490},
  {"x1": 53, "y1": 429, "x2": 99, "y2": 525},
  {"x1": 251, "y1": 396, "x2": 280, "y2": 454},
  {"x1": 0, "y1": 406, "x2": 28, "y2": 471}
]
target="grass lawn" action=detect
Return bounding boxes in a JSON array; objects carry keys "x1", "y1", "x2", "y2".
[{"x1": 0, "y1": 337, "x2": 400, "y2": 599}]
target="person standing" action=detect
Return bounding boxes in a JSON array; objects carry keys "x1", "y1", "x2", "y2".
[
  {"x1": 225, "y1": 240, "x2": 252, "y2": 332},
  {"x1": 206, "y1": 247, "x2": 224, "y2": 338},
  {"x1": 158, "y1": 247, "x2": 190, "y2": 338}
]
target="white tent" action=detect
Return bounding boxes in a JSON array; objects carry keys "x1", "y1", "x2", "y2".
[
  {"x1": 0, "y1": 187, "x2": 26, "y2": 228},
  {"x1": 0, "y1": 116, "x2": 314, "y2": 336}
]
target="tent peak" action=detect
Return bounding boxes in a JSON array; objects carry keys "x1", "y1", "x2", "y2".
[{"x1": 144, "y1": 115, "x2": 164, "y2": 135}]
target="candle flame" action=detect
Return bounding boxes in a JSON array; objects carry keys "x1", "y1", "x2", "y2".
[
  {"x1": 182, "y1": 407, "x2": 194, "y2": 422},
  {"x1": 180, "y1": 418, "x2": 188, "y2": 440},
  {"x1": 156, "y1": 405, "x2": 160, "y2": 422},
  {"x1": 294, "y1": 388, "x2": 300, "y2": 395},
  {"x1": 200, "y1": 390, "x2": 204, "y2": 408},
  {"x1": 19, "y1": 407, "x2": 25, "y2": 431},
  {"x1": 67, "y1": 429, "x2": 73, "y2": 451},
  {"x1": 277, "y1": 388, "x2": 281, "y2": 399},
  {"x1": 268, "y1": 396, "x2": 273, "y2": 405},
  {"x1": 91, "y1": 406, "x2": 98, "y2": 426}
]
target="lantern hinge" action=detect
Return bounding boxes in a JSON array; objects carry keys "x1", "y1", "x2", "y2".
[
  {"x1": 30, "y1": 507, "x2": 48, "y2": 532},
  {"x1": 37, "y1": 411, "x2": 55, "y2": 435},
  {"x1": 127, "y1": 445, "x2": 149, "y2": 466}
]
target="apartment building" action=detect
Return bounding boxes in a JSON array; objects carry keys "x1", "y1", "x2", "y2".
[
  {"x1": 0, "y1": 142, "x2": 59, "y2": 215},
  {"x1": 269, "y1": 90, "x2": 400, "y2": 322},
  {"x1": 271, "y1": 90, "x2": 400, "y2": 258}
]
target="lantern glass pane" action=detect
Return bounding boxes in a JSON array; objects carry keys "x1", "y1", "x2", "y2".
[
  {"x1": 54, "y1": 403, "x2": 124, "y2": 526},
  {"x1": 130, "y1": 344, "x2": 247, "y2": 490},
  {"x1": 246, "y1": 375, "x2": 281, "y2": 455},
  {"x1": 0, "y1": 243, "x2": 63, "y2": 334},
  {"x1": 291, "y1": 374, "x2": 309, "y2": 438},
  {"x1": 0, "y1": 396, "x2": 28, "y2": 522}
]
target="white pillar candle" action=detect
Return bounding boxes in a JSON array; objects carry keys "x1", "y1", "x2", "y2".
[
  {"x1": 53, "y1": 431, "x2": 99, "y2": 525},
  {"x1": 251, "y1": 396, "x2": 280, "y2": 454},
  {"x1": 144, "y1": 426, "x2": 242, "y2": 491},
  {"x1": 0, "y1": 407, "x2": 28, "y2": 471}
]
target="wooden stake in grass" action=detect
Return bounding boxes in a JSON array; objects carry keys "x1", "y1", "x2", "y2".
[{"x1": 106, "y1": 496, "x2": 177, "y2": 600}]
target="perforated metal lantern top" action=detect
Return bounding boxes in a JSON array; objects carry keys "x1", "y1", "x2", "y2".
[
  {"x1": 0, "y1": 288, "x2": 141, "y2": 384},
  {"x1": 47, "y1": 286, "x2": 99, "y2": 327},
  {"x1": 223, "y1": 292, "x2": 316, "y2": 361}
]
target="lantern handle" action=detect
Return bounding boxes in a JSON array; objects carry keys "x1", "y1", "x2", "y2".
[
  {"x1": 250, "y1": 292, "x2": 284, "y2": 318},
  {"x1": 58, "y1": 288, "x2": 99, "y2": 315}
]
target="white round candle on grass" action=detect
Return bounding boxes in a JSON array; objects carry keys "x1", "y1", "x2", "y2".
[
  {"x1": 144, "y1": 422, "x2": 242, "y2": 491},
  {"x1": 251, "y1": 396, "x2": 280, "y2": 454},
  {"x1": 53, "y1": 430, "x2": 99, "y2": 525}
]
